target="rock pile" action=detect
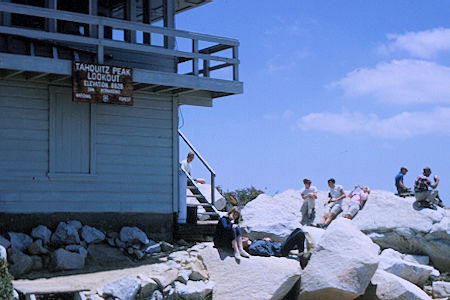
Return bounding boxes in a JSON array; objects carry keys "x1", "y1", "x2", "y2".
[{"x1": 0, "y1": 221, "x2": 187, "y2": 278}]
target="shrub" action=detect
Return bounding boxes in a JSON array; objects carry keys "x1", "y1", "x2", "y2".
[
  {"x1": 218, "y1": 186, "x2": 265, "y2": 208},
  {"x1": 0, "y1": 258, "x2": 14, "y2": 300}
]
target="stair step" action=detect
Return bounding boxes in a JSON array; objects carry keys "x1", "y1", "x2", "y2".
[{"x1": 187, "y1": 195, "x2": 206, "y2": 199}]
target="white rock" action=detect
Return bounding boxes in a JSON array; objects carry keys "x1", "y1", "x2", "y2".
[
  {"x1": 371, "y1": 269, "x2": 431, "y2": 300},
  {"x1": 65, "y1": 244, "x2": 88, "y2": 258},
  {"x1": 432, "y1": 281, "x2": 450, "y2": 298},
  {"x1": 174, "y1": 280, "x2": 214, "y2": 300},
  {"x1": 241, "y1": 191, "x2": 303, "y2": 241},
  {"x1": 81, "y1": 225, "x2": 105, "y2": 244},
  {"x1": 149, "y1": 290, "x2": 163, "y2": 300},
  {"x1": 87, "y1": 295, "x2": 104, "y2": 300},
  {"x1": 51, "y1": 248, "x2": 85, "y2": 270},
  {"x1": 103, "y1": 277, "x2": 141, "y2": 300},
  {"x1": 378, "y1": 248, "x2": 434, "y2": 286},
  {"x1": 160, "y1": 241, "x2": 174, "y2": 252},
  {"x1": 144, "y1": 242, "x2": 161, "y2": 254},
  {"x1": 403, "y1": 254, "x2": 430, "y2": 265},
  {"x1": 191, "y1": 242, "x2": 301, "y2": 300},
  {"x1": 351, "y1": 191, "x2": 449, "y2": 271},
  {"x1": 176, "y1": 269, "x2": 192, "y2": 284},
  {"x1": 8, "y1": 232, "x2": 33, "y2": 251},
  {"x1": 151, "y1": 268, "x2": 179, "y2": 288},
  {"x1": 299, "y1": 218, "x2": 379, "y2": 300},
  {"x1": 31, "y1": 225, "x2": 52, "y2": 244},
  {"x1": 119, "y1": 226, "x2": 149, "y2": 244}
]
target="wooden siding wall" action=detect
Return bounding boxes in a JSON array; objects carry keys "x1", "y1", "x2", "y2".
[
  {"x1": 0, "y1": 80, "x2": 175, "y2": 214},
  {"x1": 105, "y1": 49, "x2": 176, "y2": 73}
]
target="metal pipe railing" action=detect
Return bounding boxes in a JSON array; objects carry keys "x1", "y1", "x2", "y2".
[{"x1": 178, "y1": 130, "x2": 216, "y2": 206}]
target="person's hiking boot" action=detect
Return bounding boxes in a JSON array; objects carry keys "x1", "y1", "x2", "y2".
[
  {"x1": 418, "y1": 201, "x2": 433, "y2": 209},
  {"x1": 315, "y1": 223, "x2": 326, "y2": 229},
  {"x1": 234, "y1": 251, "x2": 241, "y2": 260},
  {"x1": 240, "y1": 250, "x2": 250, "y2": 258},
  {"x1": 435, "y1": 196, "x2": 444, "y2": 208}
]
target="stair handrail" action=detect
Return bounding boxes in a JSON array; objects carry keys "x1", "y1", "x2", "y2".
[{"x1": 178, "y1": 130, "x2": 216, "y2": 206}]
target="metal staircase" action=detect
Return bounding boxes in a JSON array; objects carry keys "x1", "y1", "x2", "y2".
[
  {"x1": 184, "y1": 171, "x2": 221, "y2": 221},
  {"x1": 179, "y1": 130, "x2": 224, "y2": 222}
]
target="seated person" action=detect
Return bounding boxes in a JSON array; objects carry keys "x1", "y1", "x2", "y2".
[
  {"x1": 414, "y1": 167, "x2": 443, "y2": 208},
  {"x1": 181, "y1": 152, "x2": 206, "y2": 184},
  {"x1": 241, "y1": 228, "x2": 310, "y2": 269},
  {"x1": 395, "y1": 166, "x2": 414, "y2": 197},
  {"x1": 316, "y1": 178, "x2": 346, "y2": 228},
  {"x1": 213, "y1": 206, "x2": 250, "y2": 259},
  {"x1": 342, "y1": 185, "x2": 370, "y2": 219}
]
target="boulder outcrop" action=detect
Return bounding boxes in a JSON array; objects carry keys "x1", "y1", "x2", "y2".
[
  {"x1": 370, "y1": 269, "x2": 430, "y2": 300},
  {"x1": 191, "y1": 242, "x2": 301, "y2": 300},
  {"x1": 241, "y1": 190, "x2": 449, "y2": 271},
  {"x1": 299, "y1": 218, "x2": 379, "y2": 300}
]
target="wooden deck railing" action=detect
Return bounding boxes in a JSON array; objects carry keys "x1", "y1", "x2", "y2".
[{"x1": 0, "y1": 2, "x2": 239, "y2": 81}]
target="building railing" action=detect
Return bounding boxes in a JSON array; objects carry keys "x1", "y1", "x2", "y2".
[
  {"x1": 0, "y1": 2, "x2": 240, "y2": 81},
  {"x1": 178, "y1": 130, "x2": 216, "y2": 206}
]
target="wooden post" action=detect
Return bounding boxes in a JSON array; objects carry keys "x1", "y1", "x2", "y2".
[
  {"x1": 46, "y1": 0, "x2": 57, "y2": 32},
  {"x1": 211, "y1": 173, "x2": 215, "y2": 206},
  {"x1": 192, "y1": 39, "x2": 199, "y2": 76},
  {"x1": 163, "y1": 0, "x2": 175, "y2": 50},
  {"x1": 89, "y1": 0, "x2": 98, "y2": 38},
  {"x1": 143, "y1": 0, "x2": 151, "y2": 45},
  {"x1": 126, "y1": 0, "x2": 136, "y2": 43},
  {"x1": 203, "y1": 59, "x2": 210, "y2": 78},
  {"x1": 233, "y1": 45, "x2": 239, "y2": 81},
  {"x1": 97, "y1": 24, "x2": 104, "y2": 64}
]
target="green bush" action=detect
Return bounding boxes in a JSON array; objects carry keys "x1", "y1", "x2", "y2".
[
  {"x1": 0, "y1": 258, "x2": 14, "y2": 300},
  {"x1": 218, "y1": 186, "x2": 265, "y2": 208}
]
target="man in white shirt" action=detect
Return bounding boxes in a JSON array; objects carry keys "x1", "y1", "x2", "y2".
[
  {"x1": 300, "y1": 178, "x2": 318, "y2": 223},
  {"x1": 180, "y1": 152, "x2": 205, "y2": 184},
  {"x1": 317, "y1": 178, "x2": 346, "y2": 228}
]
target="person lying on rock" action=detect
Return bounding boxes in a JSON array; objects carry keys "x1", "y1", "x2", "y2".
[
  {"x1": 213, "y1": 206, "x2": 250, "y2": 260},
  {"x1": 241, "y1": 228, "x2": 311, "y2": 269},
  {"x1": 342, "y1": 185, "x2": 370, "y2": 219},
  {"x1": 316, "y1": 178, "x2": 346, "y2": 228}
]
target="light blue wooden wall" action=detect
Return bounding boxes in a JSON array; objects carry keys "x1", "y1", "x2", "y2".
[{"x1": 0, "y1": 79, "x2": 175, "y2": 214}]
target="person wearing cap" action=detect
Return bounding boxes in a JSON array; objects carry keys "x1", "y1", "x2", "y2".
[
  {"x1": 395, "y1": 166, "x2": 414, "y2": 197},
  {"x1": 300, "y1": 178, "x2": 318, "y2": 223},
  {"x1": 414, "y1": 167, "x2": 443, "y2": 208}
]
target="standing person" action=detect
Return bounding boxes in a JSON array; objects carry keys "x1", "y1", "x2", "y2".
[
  {"x1": 300, "y1": 178, "x2": 318, "y2": 222},
  {"x1": 316, "y1": 178, "x2": 346, "y2": 228},
  {"x1": 395, "y1": 166, "x2": 413, "y2": 197},
  {"x1": 180, "y1": 152, "x2": 205, "y2": 184},
  {"x1": 213, "y1": 207, "x2": 250, "y2": 260},
  {"x1": 342, "y1": 185, "x2": 370, "y2": 219},
  {"x1": 414, "y1": 167, "x2": 443, "y2": 208}
]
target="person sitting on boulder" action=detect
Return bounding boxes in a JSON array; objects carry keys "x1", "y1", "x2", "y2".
[
  {"x1": 414, "y1": 167, "x2": 443, "y2": 208},
  {"x1": 395, "y1": 166, "x2": 414, "y2": 197},
  {"x1": 241, "y1": 228, "x2": 311, "y2": 269},
  {"x1": 213, "y1": 206, "x2": 250, "y2": 260},
  {"x1": 316, "y1": 178, "x2": 346, "y2": 228},
  {"x1": 300, "y1": 178, "x2": 318, "y2": 223},
  {"x1": 342, "y1": 185, "x2": 370, "y2": 219}
]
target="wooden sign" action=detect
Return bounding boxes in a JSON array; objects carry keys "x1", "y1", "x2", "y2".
[{"x1": 72, "y1": 62, "x2": 133, "y2": 105}]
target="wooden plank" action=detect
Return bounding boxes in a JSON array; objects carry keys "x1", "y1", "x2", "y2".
[
  {"x1": 0, "y1": 108, "x2": 47, "y2": 121},
  {"x1": 96, "y1": 105, "x2": 172, "y2": 120},
  {"x1": 0, "y1": 128, "x2": 47, "y2": 140},
  {"x1": 97, "y1": 134, "x2": 171, "y2": 147},
  {"x1": 96, "y1": 115, "x2": 172, "y2": 129},
  {"x1": 0, "y1": 118, "x2": 48, "y2": 130}
]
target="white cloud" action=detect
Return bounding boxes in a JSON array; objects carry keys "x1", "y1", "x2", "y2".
[
  {"x1": 329, "y1": 59, "x2": 450, "y2": 105},
  {"x1": 379, "y1": 27, "x2": 450, "y2": 59},
  {"x1": 297, "y1": 107, "x2": 450, "y2": 139}
]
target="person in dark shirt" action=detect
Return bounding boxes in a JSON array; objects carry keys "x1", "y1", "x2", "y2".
[
  {"x1": 242, "y1": 228, "x2": 310, "y2": 269},
  {"x1": 395, "y1": 166, "x2": 414, "y2": 197},
  {"x1": 213, "y1": 206, "x2": 250, "y2": 259}
]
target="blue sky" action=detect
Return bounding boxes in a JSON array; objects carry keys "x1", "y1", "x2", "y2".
[{"x1": 176, "y1": 1, "x2": 450, "y2": 206}]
